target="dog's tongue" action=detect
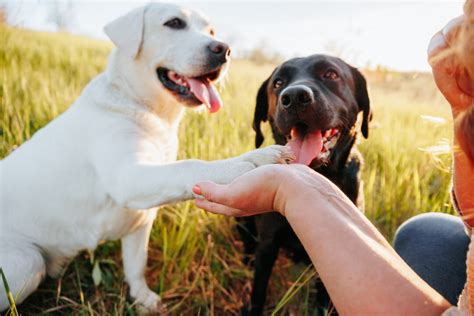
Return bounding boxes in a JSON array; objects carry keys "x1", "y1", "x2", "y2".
[
  {"x1": 187, "y1": 78, "x2": 222, "y2": 113},
  {"x1": 287, "y1": 128, "x2": 323, "y2": 165}
]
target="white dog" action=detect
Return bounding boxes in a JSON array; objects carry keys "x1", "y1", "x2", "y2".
[{"x1": 0, "y1": 3, "x2": 292, "y2": 313}]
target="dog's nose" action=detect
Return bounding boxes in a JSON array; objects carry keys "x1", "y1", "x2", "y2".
[
  {"x1": 208, "y1": 41, "x2": 231, "y2": 63},
  {"x1": 280, "y1": 86, "x2": 314, "y2": 109}
]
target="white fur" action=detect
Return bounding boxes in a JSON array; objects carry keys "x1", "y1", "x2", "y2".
[{"x1": 0, "y1": 3, "x2": 292, "y2": 314}]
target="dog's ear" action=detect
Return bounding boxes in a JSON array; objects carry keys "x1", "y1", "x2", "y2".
[
  {"x1": 104, "y1": 6, "x2": 147, "y2": 59},
  {"x1": 253, "y1": 77, "x2": 270, "y2": 148},
  {"x1": 351, "y1": 67, "x2": 372, "y2": 139}
]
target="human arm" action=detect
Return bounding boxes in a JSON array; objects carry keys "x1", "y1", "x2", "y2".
[{"x1": 193, "y1": 165, "x2": 451, "y2": 315}]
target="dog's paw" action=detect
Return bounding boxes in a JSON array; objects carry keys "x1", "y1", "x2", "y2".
[
  {"x1": 133, "y1": 288, "x2": 167, "y2": 315},
  {"x1": 240, "y1": 145, "x2": 295, "y2": 167}
]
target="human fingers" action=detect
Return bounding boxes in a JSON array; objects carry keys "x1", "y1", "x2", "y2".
[
  {"x1": 442, "y1": 15, "x2": 464, "y2": 48},
  {"x1": 195, "y1": 198, "x2": 262, "y2": 217},
  {"x1": 428, "y1": 31, "x2": 448, "y2": 63},
  {"x1": 193, "y1": 181, "x2": 235, "y2": 206}
]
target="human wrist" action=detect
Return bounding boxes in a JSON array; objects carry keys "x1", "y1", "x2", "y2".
[
  {"x1": 272, "y1": 165, "x2": 326, "y2": 217},
  {"x1": 271, "y1": 166, "x2": 292, "y2": 215}
]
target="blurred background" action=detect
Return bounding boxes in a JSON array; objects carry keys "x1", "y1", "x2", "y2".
[{"x1": 1, "y1": 0, "x2": 465, "y2": 71}]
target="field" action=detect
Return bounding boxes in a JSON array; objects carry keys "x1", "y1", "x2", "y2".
[{"x1": 0, "y1": 25, "x2": 455, "y2": 315}]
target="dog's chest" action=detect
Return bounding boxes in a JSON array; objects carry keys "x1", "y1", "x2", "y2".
[
  {"x1": 90, "y1": 134, "x2": 179, "y2": 241},
  {"x1": 88, "y1": 125, "x2": 179, "y2": 239},
  {"x1": 94, "y1": 206, "x2": 158, "y2": 241},
  {"x1": 139, "y1": 117, "x2": 180, "y2": 163},
  {"x1": 156, "y1": 135, "x2": 179, "y2": 163}
]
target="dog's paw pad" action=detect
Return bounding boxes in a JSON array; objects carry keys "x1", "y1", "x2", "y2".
[
  {"x1": 278, "y1": 145, "x2": 296, "y2": 164},
  {"x1": 249, "y1": 145, "x2": 295, "y2": 167},
  {"x1": 265, "y1": 145, "x2": 296, "y2": 165}
]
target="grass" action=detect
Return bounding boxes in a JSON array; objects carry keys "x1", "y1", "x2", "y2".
[
  {"x1": 0, "y1": 268, "x2": 18, "y2": 315},
  {"x1": 0, "y1": 24, "x2": 455, "y2": 315}
]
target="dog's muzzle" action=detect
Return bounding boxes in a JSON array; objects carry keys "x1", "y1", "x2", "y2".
[
  {"x1": 207, "y1": 40, "x2": 231, "y2": 65},
  {"x1": 279, "y1": 85, "x2": 314, "y2": 110}
]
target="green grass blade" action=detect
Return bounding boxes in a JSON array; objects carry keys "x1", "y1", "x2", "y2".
[{"x1": 0, "y1": 267, "x2": 19, "y2": 316}]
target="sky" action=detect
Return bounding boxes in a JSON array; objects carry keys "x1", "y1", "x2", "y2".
[{"x1": 3, "y1": 1, "x2": 466, "y2": 72}]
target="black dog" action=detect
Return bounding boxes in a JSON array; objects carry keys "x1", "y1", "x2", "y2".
[{"x1": 238, "y1": 54, "x2": 372, "y2": 315}]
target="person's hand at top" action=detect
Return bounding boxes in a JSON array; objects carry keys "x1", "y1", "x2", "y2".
[
  {"x1": 428, "y1": 15, "x2": 473, "y2": 116},
  {"x1": 429, "y1": 3, "x2": 474, "y2": 214}
]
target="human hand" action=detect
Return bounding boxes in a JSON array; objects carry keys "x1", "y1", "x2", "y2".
[
  {"x1": 193, "y1": 164, "x2": 320, "y2": 217},
  {"x1": 428, "y1": 16, "x2": 473, "y2": 116}
]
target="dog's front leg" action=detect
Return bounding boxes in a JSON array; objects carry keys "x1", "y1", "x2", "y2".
[
  {"x1": 122, "y1": 220, "x2": 166, "y2": 315},
  {"x1": 93, "y1": 143, "x2": 293, "y2": 210}
]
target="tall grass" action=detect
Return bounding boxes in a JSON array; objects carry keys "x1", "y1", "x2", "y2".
[{"x1": 0, "y1": 25, "x2": 454, "y2": 314}]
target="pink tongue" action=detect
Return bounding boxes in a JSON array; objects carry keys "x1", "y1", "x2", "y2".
[
  {"x1": 287, "y1": 129, "x2": 323, "y2": 165},
  {"x1": 186, "y1": 78, "x2": 222, "y2": 113}
]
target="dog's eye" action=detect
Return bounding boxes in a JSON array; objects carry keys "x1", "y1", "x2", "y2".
[
  {"x1": 324, "y1": 70, "x2": 339, "y2": 80},
  {"x1": 209, "y1": 29, "x2": 215, "y2": 36},
  {"x1": 273, "y1": 78, "x2": 283, "y2": 89},
  {"x1": 164, "y1": 18, "x2": 186, "y2": 29}
]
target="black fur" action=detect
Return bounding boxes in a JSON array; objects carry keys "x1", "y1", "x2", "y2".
[
  {"x1": 351, "y1": 67, "x2": 371, "y2": 139},
  {"x1": 253, "y1": 78, "x2": 270, "y2": 148},
  {"x1": 240, "y1": 54, "x2": 371, "y2": 315}
]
